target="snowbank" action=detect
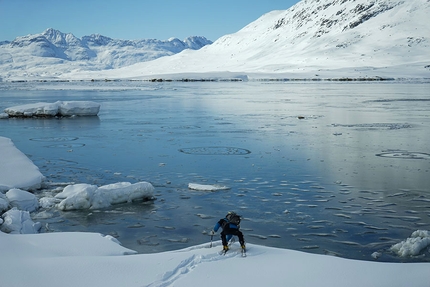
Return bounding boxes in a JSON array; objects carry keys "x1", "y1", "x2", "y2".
[
  {"x1": 3, "y1": 101, "x2": 100, "y2": 117},
  {"x1": 0, "y1": 231, "x2": 429, "y2": 287},
  {"x1": 390, "y1": 230, "x2": 430, "y2": 257},
  {"x1": 6, "y1": 188, "x2": 39, "y2": 212},
  {"x1": 0, "y1": 207, "x2": 41, "y2": 234},
  {"x1": 54, "y1": 182, "x2": 154, "y2": 210},
  {"x1": 0, "y1": 136, "x2": 44, "y2": 191},
  {"x1": 188, "y1": 183, "x2": 230, "y2": 191}
]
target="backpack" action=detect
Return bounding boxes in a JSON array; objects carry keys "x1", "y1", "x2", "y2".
[{"x1": 225, "y1": 212, "x2": 241, "y2": 226}]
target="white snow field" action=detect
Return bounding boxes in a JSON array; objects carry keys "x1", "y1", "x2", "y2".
[{"x1": 1, "y1": 230, "x2": 429, "y2": 287}]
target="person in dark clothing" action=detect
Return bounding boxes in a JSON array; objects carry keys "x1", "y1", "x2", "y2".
[{"x1": 211, "y1": 211, "x2": 245, "y2": 252}]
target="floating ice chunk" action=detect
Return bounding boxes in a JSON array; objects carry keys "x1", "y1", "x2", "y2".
[
  {"x1": 6, "y1": 188, "x2": 39, "y2": 212},
  {"x1": 4, "y1": 102, "x2": 59, "y2": 117},
  {"x1": 58, "y1": 101, "x2": 100, "y2": 116},
  {"x1": 55, "y1": 183, "x2": 97, "y2": 199},
  {"x1": 39, "y1": 196, "x2": 60, "y2": 209},
  {"x1": 196, "y1": 213, "x2": 213, "y2": 219},
  {"x1": 4, "y1": 101, "x2": 100, "y2": 117},
  {"x1": 0, "y1": 207, "x2": 41, "y2": 234},
  {"x1": 56, "y1": 182, "x2": 154, "y2": 210},
  {"x1": 188, "y1": 183, "x2": 230, "y2": 191},
  {"x1": 371, "y1": 252, "x2": 382, "y2": 260},
  {"x1": 0, "y1": 112, "x2": 8, "y2": 119},
  {"x1": 91, "y1": 182, "x2": 154, "y2": 209},
  {"x1": 56, "y1": 183, "x2": 98, "y2": 211},
  {"x1": 390, "y1": 230, "x2": 430, "y2": 257}
]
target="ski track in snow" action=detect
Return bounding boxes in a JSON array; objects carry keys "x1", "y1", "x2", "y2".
[{"x1": 145, "y1": 243, "x2": 247, "y2": 287}]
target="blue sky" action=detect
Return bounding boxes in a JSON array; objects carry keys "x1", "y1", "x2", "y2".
[{"x1": 0, "y1": 0, "x2": 298, "y2": 41}]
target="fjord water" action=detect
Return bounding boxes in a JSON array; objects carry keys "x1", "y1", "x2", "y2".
[{"x1": 1, "y1": 81, "x2": 429, "y2": 262}]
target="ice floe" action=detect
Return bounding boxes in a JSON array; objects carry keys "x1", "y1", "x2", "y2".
[
  {"x1": 54, "y1": 182, "x2": 154, "y2": 210},
  {"x1": 188, "y1": 183, "x2": 230, "y2": 191},
  {"x1": 3, "y1": 101, "x2": 100, "y2": 117}
]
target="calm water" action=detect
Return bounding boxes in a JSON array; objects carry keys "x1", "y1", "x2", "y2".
[{"x1": 1, "y1": 81, "x2": 429, "y2": 262}]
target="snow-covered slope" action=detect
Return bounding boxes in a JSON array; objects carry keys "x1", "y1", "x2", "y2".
[
  {"x1": 0, "y1": 28, "x2": 212, "y2": 80},
  {"x1": 1, "y1": 0, "x2": 429, "y2": 81},
  {"x1": 68, "y1": 0, "x2": 429, "y2": 80}
]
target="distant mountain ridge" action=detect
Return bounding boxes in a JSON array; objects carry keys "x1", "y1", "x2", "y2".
[
  {"x1": 0, "y1": 28, "x2": 212, "y2": 78},
  {"x1": 1, "y1": 0, "x2": 429, "y2": 80}
]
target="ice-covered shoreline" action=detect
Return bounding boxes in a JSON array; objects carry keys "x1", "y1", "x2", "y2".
[
  {"x1": 1, "y1": 129, "x2": 430, "y2": 286},
  {"x1": 0, "y1": 136, "x2": 154, "y2": 234},
  {"x1": 1, "y1": 135, "x2": 430, "y2": 257},
  {"x1": 1, "y1": 71, "x2": 428, "y2": 83}
]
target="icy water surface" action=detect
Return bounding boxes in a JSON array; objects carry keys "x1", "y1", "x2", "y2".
[{"x1": 1, "y1": 81, "x2": 429, "y2": 262}]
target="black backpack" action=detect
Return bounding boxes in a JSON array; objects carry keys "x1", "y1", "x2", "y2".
[{"x1": 225, "y1": 212, "x2": 241, "y2": 226}]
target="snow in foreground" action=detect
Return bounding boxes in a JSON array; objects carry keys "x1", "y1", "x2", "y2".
[
  {"x1": 1, "y1": 137, "x2": 430, "y2": 286},
  {"x1": 1, "y1": 231, "x2": 429, "y2": 287}
]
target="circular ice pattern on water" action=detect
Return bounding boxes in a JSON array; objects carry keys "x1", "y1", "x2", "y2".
[
  {"x1": 45, "y1": 143, "x2": 85, "y2": 148},
  {"x1": 179, "y1": 146, "x2": 251, "y2": 155},
  {"x1": 376, "y1": 150, "x2": 430, "y2": 160},
  {"x1": 30, "y1": 137, "x2": 79, "y2": 142}
]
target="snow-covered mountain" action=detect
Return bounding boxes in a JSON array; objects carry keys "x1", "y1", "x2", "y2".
[
  {"x1": 75, "y1": 0, "x2": 429, "y2": 80},
  {"x1": 0, "y1": 28, "x2": 212, "y2": 80},
  {"x1": 2, "y1": 0, "x2": 430, "y2": 81}
]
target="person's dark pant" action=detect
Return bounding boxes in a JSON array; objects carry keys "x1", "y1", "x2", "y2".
[{"x1": 221, "y1": 228, "x2": 245, "y2": 246}]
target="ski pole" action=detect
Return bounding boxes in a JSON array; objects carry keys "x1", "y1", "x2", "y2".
[{"x1": 210, "y1": 234, "x2": 213, "y2": 248}]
